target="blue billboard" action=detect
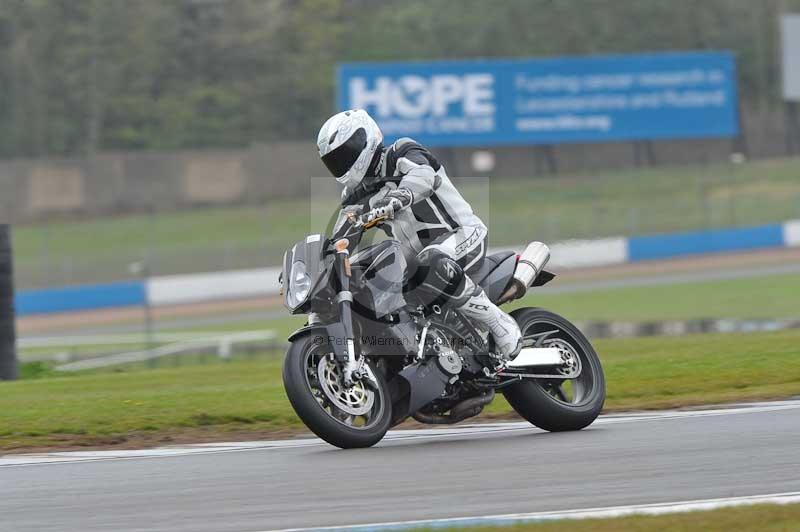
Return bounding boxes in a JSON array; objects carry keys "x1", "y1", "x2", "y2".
[{"x1": 337, "y1": 51, "x2": 739, "y2": 147}]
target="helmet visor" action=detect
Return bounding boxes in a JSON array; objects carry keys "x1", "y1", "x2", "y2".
[{"x1": 321, "y1": 128, "x2": 367, "y2": 178}]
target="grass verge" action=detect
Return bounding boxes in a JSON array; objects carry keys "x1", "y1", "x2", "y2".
[
  {"x1": 1, "y1": 329, "x2": 798, "y2": 451},
  {"x1": 510, "y1": 272, "x2": 800, "y2": 321},
  {"x1": 428, "y1": 503, "x2": 800, "y2": 532}
]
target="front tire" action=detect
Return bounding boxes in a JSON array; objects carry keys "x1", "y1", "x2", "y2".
[
  {"x1": 503, "y1": 308, "x2": 605, "y2": 432},
  {"x1": 282, "y1": 333, "x2": 392, "y2": 449}
]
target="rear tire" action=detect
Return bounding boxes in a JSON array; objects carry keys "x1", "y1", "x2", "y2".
[
  {"x1": 502, "y1": 308, "x2": 605, "y2": 432},
  {"x1": 283, "y1": 333, "x2": 392, "y2": 449}
]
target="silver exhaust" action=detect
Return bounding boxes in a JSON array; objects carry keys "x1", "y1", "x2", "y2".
[
  {"x1": 498, "y1": 241, "x2": 550, "y2": 304},
  {"x1": 506, "y1": 347, "x2": 562, "y2": 367}
]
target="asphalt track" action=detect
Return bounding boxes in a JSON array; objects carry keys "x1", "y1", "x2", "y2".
[{"x1": 2, "y1": 400, "x2": 800, "y2": 531}]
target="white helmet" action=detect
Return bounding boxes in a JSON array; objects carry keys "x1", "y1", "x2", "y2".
[{"x1": 317, "y1": 109, "x2": 383, "y2": 188}]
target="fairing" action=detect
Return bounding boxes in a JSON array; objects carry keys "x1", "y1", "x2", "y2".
[
  {"x1": 350, "y1": 240, "x2": 407, "y2": 319},
  {"x1": 282, "y1": 234, "x2": 327, "y2": 313}
]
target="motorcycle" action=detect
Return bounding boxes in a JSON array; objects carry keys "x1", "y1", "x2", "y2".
[{"x1": 280, "y1": 210, "x2": 605, "y2": 449}]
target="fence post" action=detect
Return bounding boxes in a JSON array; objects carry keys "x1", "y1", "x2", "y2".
[
  {"x1": 787, "y1": 102, "x2": 800, "y2": 155},
  {"x1": 0, "y1": 225, "x2": 18, "y2": 381},
  {"x1": 218, "y1": 337, "x2": 232, "y2": 360},
  {"x1": 129, "y1": 260, "x2": 155, "y2": 365}
]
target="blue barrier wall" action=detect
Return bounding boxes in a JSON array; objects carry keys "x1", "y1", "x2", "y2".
[
  {"x1": 16, "y1": 281, "x2": 146, "y2": 316},
  {"x1": 628, "y1": 224, "x2": 785, "y2": 262},
  {"x1": 13, "y1": 220, "x2": 797, "y2": 316}
]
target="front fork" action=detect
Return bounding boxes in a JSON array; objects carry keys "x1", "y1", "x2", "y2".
[{"x1": 333, "y1": 239, "x2": 367, "y2": 387}]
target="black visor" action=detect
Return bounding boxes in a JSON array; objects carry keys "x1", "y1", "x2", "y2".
[{"x1": 321, "y1": 127, "x2": 367, "y2": 178}]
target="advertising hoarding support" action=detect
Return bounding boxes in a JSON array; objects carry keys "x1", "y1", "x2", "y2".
[
  {"x1": 782, "y1": 14, "x2": 800, "y2": 154},
  {"x1": 0, "y1": 225, "x2": 17, "y2": 381}
]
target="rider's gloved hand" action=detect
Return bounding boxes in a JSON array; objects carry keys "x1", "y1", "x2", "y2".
[
  {"x1": 361, "y1": 205, "x2": 393, "y2": 224},
  {"x1": 358, "y1": 188, "x2": 413, "y2": 225},
  {"x1": 373, "y1": 188, "x2": 413, "y2": 213}
]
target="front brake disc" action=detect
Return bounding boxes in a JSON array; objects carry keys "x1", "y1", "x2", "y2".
[{"x1": 317, "y1": 358, "x2": 375, "y2": 416}]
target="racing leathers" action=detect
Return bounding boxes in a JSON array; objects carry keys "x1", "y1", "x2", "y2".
[{"x1": 332, "y1": 138, "x2": 522, "y2": 359}]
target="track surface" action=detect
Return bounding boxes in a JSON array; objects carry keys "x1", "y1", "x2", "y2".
[{"x1": 3, "y1": 401, "x2": 800, "y2": 531}]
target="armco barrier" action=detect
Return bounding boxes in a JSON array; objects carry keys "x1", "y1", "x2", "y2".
[
  {"x1": 546, "y1": 237, "x2": 628, "y2": 269},
  {"x1": 14, "y1": 220, "x2": 800, "y2": 316},
  {"x1": 627, "y1": 223, "x2": 785, "y2": 262},
  {"x1": 146, "y1": 268, "x2": 282, "y2": 306},
  {"x1": 16, "y1": 280, "x2": 146, "y2": 316},
  {"x1": 785, "y1": 220, "x2": 800, "y2": 247}
]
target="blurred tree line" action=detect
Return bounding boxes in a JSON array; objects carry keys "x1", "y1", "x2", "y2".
[{"x1": 0, "y1": 0, "x2": 798, "y2": 158}]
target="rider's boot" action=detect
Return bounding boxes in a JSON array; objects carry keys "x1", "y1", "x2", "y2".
[{"x1": 457, "y1": 287, "x2": 522, "y2": 360}]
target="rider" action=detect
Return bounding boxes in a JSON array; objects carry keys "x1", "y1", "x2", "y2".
[{"x1": 317, "y1": 109, "x2": 522, "y2": 360}]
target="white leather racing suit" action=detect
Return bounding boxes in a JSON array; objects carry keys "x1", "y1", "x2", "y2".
[{"x1": 332, "y1": 138, "x2": 522, "y2": 358}]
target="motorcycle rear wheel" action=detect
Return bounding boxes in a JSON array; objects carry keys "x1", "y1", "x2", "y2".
[
  {"x1": 502, "y1": 308, "x2": 605, "y2": 432},
  {"x1": 282, "y1": 333, "x2": 392, "y2": 449}
]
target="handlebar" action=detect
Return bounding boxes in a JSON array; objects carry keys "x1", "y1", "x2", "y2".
[
  {"x1": 360, "y1": 212, "x2": 390, "y2": 229},
  {"x1": 348, "y1": 208, "x2": 391, "y2": 230},
  {"x1": 332, "y1": 203, "x2": 399, "y2": 249}
]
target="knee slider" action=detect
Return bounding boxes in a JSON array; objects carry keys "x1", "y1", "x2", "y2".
[{"x1": 431, "y1": 256, "x2": 466, "y2": 297}]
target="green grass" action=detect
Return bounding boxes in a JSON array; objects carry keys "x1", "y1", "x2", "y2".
[
  {"x1": 489, "y1": 329, "x2": 800, "y2": 415},
  {"x1": 13, "y1": 157, "x2": 800, "y2": 288},
  {"x1": 18, "y1": 271, "x2": 796, "y2": 375},
  {"x1": 19, "y1": 341, "x2": 167, "y2": 360},
  {"x1": 430, "y1": 503, "x2": 800, "y2": 532},
  {"x1": 485, "y1": 157, "x2": 800, "y2": 241},
  {"x1": 156, "y1": 272, "x2": 800, "y2": 346},
  {"x1": 1, "y1": 329, "x2": 798, "y2": 451},
  {"x1": 509, "y1": 272, "x2": 800, "y2": 321},
  {"x1": 179, "y1": 315, "x2": 307, "y2": 338}
]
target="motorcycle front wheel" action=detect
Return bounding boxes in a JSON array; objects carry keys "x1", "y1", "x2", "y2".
[
  {"x1": 282, "y1": 333, "x2": 392, "y2": 449},
  {"x1": 502, "y1": 308, "x2": 606, "y2": 432}
]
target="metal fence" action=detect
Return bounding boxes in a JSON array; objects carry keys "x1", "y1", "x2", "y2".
[{"x1": 19, "y1": 331, "x2": 286, "y2": 373}]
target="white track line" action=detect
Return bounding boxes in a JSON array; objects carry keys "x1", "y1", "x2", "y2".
[
  {"x1": 2, "y1": 399, "x2": 799, "y2": 467},
  {"x1": 264, "y1": 491, "x2": 800, "y2": 532}
]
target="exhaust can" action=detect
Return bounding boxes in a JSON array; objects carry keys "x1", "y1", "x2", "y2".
[{"x1": 498, "y1": 241, "x2": 551, "y2": 304}]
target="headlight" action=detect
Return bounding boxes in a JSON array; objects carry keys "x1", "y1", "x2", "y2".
[{"x1": 287, "y1": 261, "x2": 312, "y2": 308}]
